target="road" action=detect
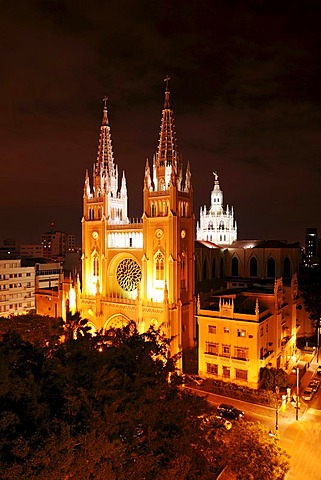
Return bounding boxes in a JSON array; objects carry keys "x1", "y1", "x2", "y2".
[{"x1": 186, "y1": 370, "x2": 321, "y2": 480}]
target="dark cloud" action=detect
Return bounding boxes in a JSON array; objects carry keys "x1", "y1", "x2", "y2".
[{"x1": 0, "y1": 0, "x2": 320, "y2": 244}]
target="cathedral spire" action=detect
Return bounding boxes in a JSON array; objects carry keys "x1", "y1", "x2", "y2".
[
  {"x1": 94, "y1": 96, "x2": 116, "y2": 193},
  {"x1": 153, "y1": 77, "x2": 179, "y2": 190}
]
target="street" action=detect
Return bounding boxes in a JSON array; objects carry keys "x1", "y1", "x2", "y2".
[{"x1": 186, "y1": 366, "x2": 321, "y2": 480}]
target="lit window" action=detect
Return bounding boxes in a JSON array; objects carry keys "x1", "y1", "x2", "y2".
[
  {"x1": 224, "y1": 326, "x2": 229, "y2": 333},
  {"x1": 222, "y1": 366, "x2": 230, "y2": 378},
  {"x1": 206, "y1": 363, "x2": 218, "y2": 375},
  {"x1": 237, "y1": 329, "x2": 246, "y2": 338}
]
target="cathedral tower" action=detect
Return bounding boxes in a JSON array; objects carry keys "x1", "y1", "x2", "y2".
[
  {"x1": 80, "y1": 82, "x2": 195, "y2": 363},
  {"x1": 196, "y1": 172, "x2": 237, "y2": 245}
]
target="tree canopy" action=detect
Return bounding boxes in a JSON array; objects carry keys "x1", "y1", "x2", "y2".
[{"x1": 0, "y1": 314, "x2": 290, "y2": 479}]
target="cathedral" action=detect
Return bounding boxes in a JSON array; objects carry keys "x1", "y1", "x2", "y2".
[
  {"x1": 196, "y1": 171, "x2": 237, "y2": 245},
  {"x1": 80, "y1": 82, "x2": 195, "y2": 361}
]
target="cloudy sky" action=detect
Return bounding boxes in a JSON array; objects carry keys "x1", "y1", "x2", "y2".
[{"x1": 1, "y1": 0, "x2": 320, "y2": 245}]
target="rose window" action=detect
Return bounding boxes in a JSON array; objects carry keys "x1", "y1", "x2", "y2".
[{"x1": 116, "y1": 259, "x2": 142, "y2": 291}]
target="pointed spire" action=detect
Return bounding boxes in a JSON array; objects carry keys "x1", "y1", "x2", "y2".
[{"x1": 154, "y1": 76, "x2": 179, "y2": 190}]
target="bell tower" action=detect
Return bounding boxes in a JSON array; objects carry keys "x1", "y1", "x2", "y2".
[{"x1": 142, "y1": 78, "x2": 195, "y2": 359}]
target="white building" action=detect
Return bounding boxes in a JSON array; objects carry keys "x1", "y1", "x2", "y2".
[
  {"x1": 0, "y1": 259, "x2": 35, "y2": 317},
  {"x1": 196, "y1": 172, "x2": 237, "y2": 245}
]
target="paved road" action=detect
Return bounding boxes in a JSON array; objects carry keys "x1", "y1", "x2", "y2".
[{"x1": 186, "y1": 365, "x2": 321, "y2": 480}]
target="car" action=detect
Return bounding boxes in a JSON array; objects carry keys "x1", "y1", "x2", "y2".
[
  {"x1": 217, "y1": 403, "x2": 244, "y2": 420},
  {"x1": 308, "y1": 379, "x2": 320, "y2": 392},
  {"x1": 302, "y1": 387, "x2": 314, "y2": 401},
  {"x1": 186, "y1": 374, "x2": 204, "y2": 386},
  {"x1": 317, "y1": 366, "x2": 321, "y2": 376},
  {"x1": 198, "y1": 413, "x2": 232, "y2": 430}
]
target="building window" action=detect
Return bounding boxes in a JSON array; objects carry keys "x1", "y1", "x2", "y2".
[
  {"x1": 155, "y1": 251, "x2": 164, "y2": 281},
  {"x1": 250, "y1": 257, "x2": 258, "y2": 277},
  {"x1": 222, "y1": 344, "x2": 230, "y2": 357},
  {"x1": 237, "y1": 329, "x2": 246, "y2": 338},
  {"x1": 234, "y1": 347, "x2": 249, "y2": 360},
  {"x1": 206, "y1": 342, "x2": 219, "y2": 355},
  {"x1": 260, "y1": 327, "x2": 263, "y2": 337},
  {"x1": 231, "y1": 257, "x2": 238, "y2": 276},
  {"x1": 222, "y1": 366, "x2": 230, "y2": 378},
  {"x1": 266, "y1": 323, "x2": 269, "y2": 333},
  {"x1": 267, "y1": 257, "x2": 276, "y2": 278},
  {"x1": 206, "y1": 363, "x2": 218, "y2": 375},
  {"x1": 235, "y1": 369, "x2": 248, "y2": 381},
  {"x1": 224, "y1": 326, "x2": 229, "y2": 333},
  {"x1": 208, "y1": 325, "x2": 216, "y2": 334}
]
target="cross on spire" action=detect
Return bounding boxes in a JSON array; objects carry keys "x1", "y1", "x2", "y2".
[
  {"x1": 164, "y1": 75, "x2": 171, "y2": 91},
  {"x1": 103, "y1": 95, "x2": 108, "y2": 108}
]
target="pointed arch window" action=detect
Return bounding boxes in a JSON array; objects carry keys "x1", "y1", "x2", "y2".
[
  {"x1": 219, "y1": 221, "x2": 224, "y2": 230},
  {"x1": 203, "y1": 259, "x2": 207, "y2": 280},
  {"x1": 208, "y1": 221, "x2": 213, "y2": 230},
  {"x1": 93, "y1": 255, "x2": 99, "y2": 276},
  {"x1": 232, "y1": 257, "x2": 238, "y2": 277},
  {"x1": 181, "y1": 252, "x2": 187, "y2": 289},
  {"x1": 212, "y1": 259, "x2": 216, "y2": 279},
  {"x1": 267, "y1": 257, "x2": 276, "y2": 278},
  {"x1": 250, "y1": 257, "x2": 258, "y2": 277},
  {"x1": 283, "y1": 257, "x2": 291, "y2": 278},
  {"x1": 151, "y1": 204, "x2": 156, "y2": 217},
  {"x1": 155, "y1": 251, "x2": 164, "y2": 281}
]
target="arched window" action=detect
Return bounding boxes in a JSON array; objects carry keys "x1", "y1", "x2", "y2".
[
  {"x1": 93, "y1": 256, "x2": 99, "y2": 276},
  {"x1": 250, "y1": 257, "x2": 258, "y2": 277},
  {"x1": 208, "y1": 221, "x2": 213, "y2": 230},
  {"x1": 220, "y1": 258, "x2": 224, "y2": 277},
  {"x1": 212, "y1": 259, "x2": 216, "y2": 279},
  {"x1": 203, "y1": 259, "x2": 207, "y2": 280},
  {"x1": 181, "y1": 252, "x2": 187, "y2": 288},
  {"x1": 283, "y1": 257, "x2": 291, "y2": 278},
  {"x1": 151, "y1": 204, "x2": 156, "y2": 217},
  {"x1": 155, "y1": 251, "x2": 164, "y2": 281},
  {"x1": 267, "y1": 257, "x2": 276, "y2": 278},
  {"x1": 232, "y1": 257, "x2": 238, "y2": 277},
  {"x1": 219, "y1": 221, "x2": 224, "y2": 230}
]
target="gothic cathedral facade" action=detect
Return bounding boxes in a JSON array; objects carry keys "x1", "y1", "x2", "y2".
[{"x1": 81, "y1": 84, "x2": 195, "y2": 360}]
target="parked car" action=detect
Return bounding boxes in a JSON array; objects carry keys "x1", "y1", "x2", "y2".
[
  {"x1": 186, "y1": 374, "x2": 204, "y2": 386},
  {"x1": 317, "y1": 366, "x2": 321, "y2": 376},
  {"x1": 302, "y1": 387, "x2": 314, "y2": 401},
  {"x1": 217, "y1": 403, "x2": 244, "y2": 420},
  {"x1": 308, "y1": 379, "x2": 320, "y2": 392}
]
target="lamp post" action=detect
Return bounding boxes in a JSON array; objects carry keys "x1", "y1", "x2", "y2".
[
  {"x1": 293, "y1": 365, "x2": 299, "y2": 421},
  {"x1": 275, "y1": 386, "x2": 279, "y2": 431}
]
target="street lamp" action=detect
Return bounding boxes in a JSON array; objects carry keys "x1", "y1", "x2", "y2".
[
  {"x1": 292, "y1": 365, "x2": 300, "y2": 421},
  {"x1": 275, "y1": 386, "x2": 279, "y2": 431}
]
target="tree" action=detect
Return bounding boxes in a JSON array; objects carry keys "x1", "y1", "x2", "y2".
[
  {"x1": 0, "y1": 321, "x2": 290, "y2": 479},
  {"x1": 260, "y1": 367, "x2": 290, "y2": 391},
  {"x1": 219, "y1": 421, "x2": 290, "y2": 480},
  {"x1": 300, "y1": 282, "x2": 321, "y2": 356}
]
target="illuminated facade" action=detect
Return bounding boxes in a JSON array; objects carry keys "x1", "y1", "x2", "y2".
[
  {"x1": 0, "y1": 259, "x2": 35, "y2": 317},
  {"x1": 196, "y1": 172, "x2": 237, "y2": 245},
  {"x1": 197, "y1": 275, "x2": 299, "y2": 388},
  {"x1": 80, "y1": 85, "x2": 195, "y2": 359}
]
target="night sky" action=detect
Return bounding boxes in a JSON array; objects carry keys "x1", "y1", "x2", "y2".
[{"x1": 1, "y1": 0, "x2": 321, "y2": 246}]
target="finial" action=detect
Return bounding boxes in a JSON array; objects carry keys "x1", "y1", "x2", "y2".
[
  {"x1": 164, "y1": 75, "x2": 171, "y2": 91},
  {"x1": 213, "y1": 171, "x2": 218, "y2": 181},
  {"x1": 164, "y1": 75, "x2": 171, "y2": 108},
  {"x1": 102, "y1": 95, "x2": 109, "y2": 125}
]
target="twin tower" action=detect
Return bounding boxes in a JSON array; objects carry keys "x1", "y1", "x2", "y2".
[{"x1": 81, "y1": 83, "x2": 195, "y2": 359}]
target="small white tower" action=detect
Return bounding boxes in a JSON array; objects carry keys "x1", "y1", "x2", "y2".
[{"x1": 196, "y1": 172, "x2": 237, "y2": 245}]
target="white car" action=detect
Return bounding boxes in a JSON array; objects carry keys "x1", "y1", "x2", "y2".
[{"x1": 302, "y1": 387, "x2": 314, "y2": 401}]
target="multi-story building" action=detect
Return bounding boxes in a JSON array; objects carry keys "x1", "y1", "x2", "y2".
[
  {"x1": 80, "y1": 84, "x2": 195, "y2": 362},
  {"x1": 20, "y1": 244, "x2": 44, "y2": 258},
  {"x1": 304, "y1": 227, "x2": 318, "y2": 267},
  {"x1": 196, "y1": 172, "x2": 237, "y2": 245},
  {"x1": 0, "y1": 259, "x2": 35, "y2": 317},
  {"x1": 41, "y1": 229, "x2": 76, "y2": 261},
  {"x1": 197, "y1": 275, "x2": 299, "y2": 388}
]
